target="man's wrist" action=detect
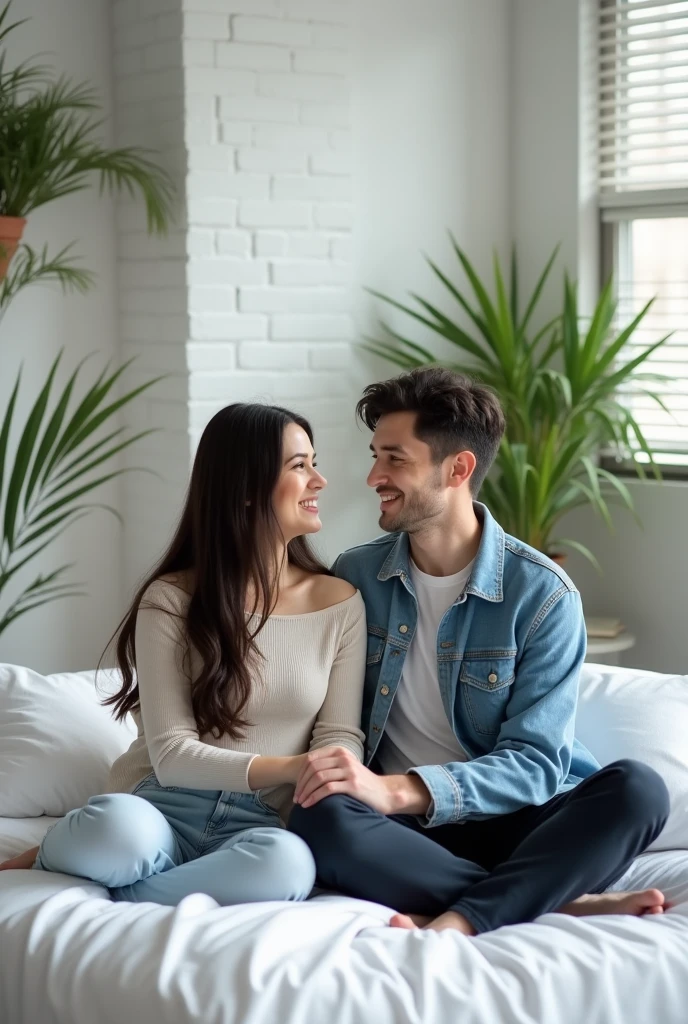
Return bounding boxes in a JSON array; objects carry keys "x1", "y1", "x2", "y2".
[{"x1": 384, "y1": 773, "x2": 432, "y2": 815}]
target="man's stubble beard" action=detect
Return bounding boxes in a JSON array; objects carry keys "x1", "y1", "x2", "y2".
[{"x1": 378, "y1": 470, "x2": 444, "y2": 534}]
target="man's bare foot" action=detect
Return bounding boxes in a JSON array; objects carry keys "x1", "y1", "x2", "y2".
[
  {"x1": 389, "y1": 910, "x2": 477, "y2": 935},
  {"x1": 559, "y1": 888, "x2": 668, "y2": 918},
  {"x1": 389, "y1": 913, "x2": 432, "y2": 929},
  {"x1": 0, "y1": 846, "x2": 39, "y2": 871}
]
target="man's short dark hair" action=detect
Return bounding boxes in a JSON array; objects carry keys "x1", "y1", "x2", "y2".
[{"x1": 356, "y1": 367, "x2": 505, "y2": 495}]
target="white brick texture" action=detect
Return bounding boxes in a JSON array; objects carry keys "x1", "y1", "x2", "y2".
[{"x1": 114, "y1": 0, "x2": 356, "y2": 591}]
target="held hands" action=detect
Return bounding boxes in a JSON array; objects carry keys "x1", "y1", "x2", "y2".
[{"x1": 292, "y1": 746, "x2": 431, "y2": 816}]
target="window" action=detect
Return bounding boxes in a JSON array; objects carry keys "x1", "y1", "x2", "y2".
[{"x1": 599, "y1": 0, "x2": 688, "y2": 470}]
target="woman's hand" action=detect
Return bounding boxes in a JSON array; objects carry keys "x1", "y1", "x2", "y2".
[{"x1": 0, "y1": 845, "x2": 39, "y2": 870}]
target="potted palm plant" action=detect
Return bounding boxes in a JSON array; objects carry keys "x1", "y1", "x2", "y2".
[
  {"x1": 0, "y1": 1, "x2": 175, "y2": 635},
  {"x1": 364, "y1": 235, "x2": 670, "y2": 570},
  {"x1": 0, "y1": 1, "x2": 173, "y2": 301}
]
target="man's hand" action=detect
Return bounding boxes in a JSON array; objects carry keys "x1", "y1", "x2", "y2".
[{"x1": 293, "y1": 747, "x2": 431, "y2": 816}]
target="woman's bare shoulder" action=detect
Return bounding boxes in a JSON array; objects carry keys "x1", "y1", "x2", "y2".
[{"x1": 309, "y1": 573, "x2": 357, "y2": 609}]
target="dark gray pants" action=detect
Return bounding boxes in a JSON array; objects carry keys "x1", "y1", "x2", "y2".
[{"x1": 289, "y1": 759, "x2": 670, "y2": 933}]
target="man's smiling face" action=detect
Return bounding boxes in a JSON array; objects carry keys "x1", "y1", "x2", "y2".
[{"x1": 366, "y1": 411, "x2": 447, "y2": 533}]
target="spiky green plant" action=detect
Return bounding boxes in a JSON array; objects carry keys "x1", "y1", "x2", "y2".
[
  {"x1": 365, "y1": 235, "x2": 670, "y2": 569},
  {"x1": 0, "y1": 354, "x2": 161, "y2": 635},
  {"x1": 0, "y1": 0, "x2": 175, "y2": 633}
]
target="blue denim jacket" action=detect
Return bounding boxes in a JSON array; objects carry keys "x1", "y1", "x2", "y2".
[{"x1": 332, "y1": 502, "x2": 600, "y2": 826}]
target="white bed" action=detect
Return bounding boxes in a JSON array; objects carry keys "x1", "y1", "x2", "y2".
[{"x1": 1, "y1": 662, "x2": 688, "y2": 1024}]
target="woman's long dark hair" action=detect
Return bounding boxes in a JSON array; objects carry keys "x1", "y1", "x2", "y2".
[{"x1": 102, "y1": 403, "x2": 329, "y2": 739}]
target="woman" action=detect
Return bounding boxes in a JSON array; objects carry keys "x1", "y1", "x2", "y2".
[{"x1": 0, "y1": 403, "x2": 366, "y2": 907}]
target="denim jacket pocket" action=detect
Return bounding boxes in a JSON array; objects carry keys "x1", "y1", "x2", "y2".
[
  {"x1": 366, "y1": 630, "x2": 385, "y2": 666},
  {"x1": 459, "y1": 654, "x2": 516, "y2": 736}
]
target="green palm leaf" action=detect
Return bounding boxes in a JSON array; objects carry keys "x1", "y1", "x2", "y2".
[
  {"x1": 0, "y1": 355, "x2": 162, "y2": 638},
  {"x1": 362, "y1": 234, "x2": 668, "y2": 561}
]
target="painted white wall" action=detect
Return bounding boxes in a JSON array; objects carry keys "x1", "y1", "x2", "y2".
[
  {"x1": 350, "y1": 0, "x2": 511, "y2": 557},
  {"x1": 0, "y1": 0, "x2": 121, "y2": 672},
  {"x1": 562, "y1": 482, "x2": 688, "y2": 675}
]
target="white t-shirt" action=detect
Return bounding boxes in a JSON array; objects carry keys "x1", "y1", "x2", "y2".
[{"x1": 376, "y1": 558, "x2": 474, "y2": 776}]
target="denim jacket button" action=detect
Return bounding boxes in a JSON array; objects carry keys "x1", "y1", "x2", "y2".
[
  {"x1": 380, "y1": 685, "x2": 390, "y2": 696},
  {"x1": 488, "y1": 672, "x2": 498, "y2": 684},
  {"x1": 399, "y1": 624, "x2": 408, "y2": 633}
]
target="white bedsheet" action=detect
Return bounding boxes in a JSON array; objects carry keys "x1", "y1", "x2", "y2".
[{"x1": 1, "y1": 816, "x2": 688, "y2": 1024}]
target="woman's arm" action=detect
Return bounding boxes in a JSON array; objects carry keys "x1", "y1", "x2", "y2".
[
  {"x1": 308, "y1": 591, "x2": 367, "y2": 759},
  {"x1": 136, "y1": 582, "x2": 300, "y2": 791}
]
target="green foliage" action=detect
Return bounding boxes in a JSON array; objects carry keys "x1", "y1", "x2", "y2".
[
  {"x1": 0, "y1": 354, "x2": 161, "y2": 636},
  {"x1": 0, "y1": 0, "x2": 174, "y2": 305},
  {"x1": 365, "y1": 235, "x2": 671, "y2": 567}
]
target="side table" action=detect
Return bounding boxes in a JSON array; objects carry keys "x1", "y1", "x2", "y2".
[{"x1": 585, "y1": 632, "x2": 636, "y2": 667}]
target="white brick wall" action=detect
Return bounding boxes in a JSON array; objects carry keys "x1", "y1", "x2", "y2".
[
  {"x1": 113, "y1": 0, "x2": 355, "y2": 590},
  {"x1": 183, "y1": 0, "x2": 355, "y2": 438}
]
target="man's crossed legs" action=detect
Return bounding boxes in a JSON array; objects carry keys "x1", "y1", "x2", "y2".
[{"x1": 289, "y1": 759, "x2": 670, "y2": 934}]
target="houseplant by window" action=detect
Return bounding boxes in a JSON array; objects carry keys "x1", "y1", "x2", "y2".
[{"x1": 364, "y1": 235, "x2": 670, "y2": 569}]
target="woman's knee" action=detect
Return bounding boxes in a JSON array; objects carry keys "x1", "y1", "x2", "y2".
[
  {"x1": 41, "y1": 793, "x2": 174, "y2": 884},
  {"x1": 239, "y1": 828, "x2": 316, "y2": 901}
]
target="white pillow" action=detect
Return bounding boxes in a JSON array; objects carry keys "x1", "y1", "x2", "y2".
[
  {"x1": 0, "y1": 664, "x2": 136, "y2": 817},
  {"x1": 576, "y1": 663, "x2": 688, "y2": 852}
]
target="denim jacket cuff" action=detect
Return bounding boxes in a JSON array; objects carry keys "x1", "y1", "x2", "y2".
[{"x1": 408, "y1": 764, "x2": 462, "y2": 826}]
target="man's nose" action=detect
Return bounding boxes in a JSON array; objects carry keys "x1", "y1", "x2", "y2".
[{"x1": 367, "y1": 463, "x2": 384, "y2": 488}]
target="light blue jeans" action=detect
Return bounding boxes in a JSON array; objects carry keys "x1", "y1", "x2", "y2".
[{"x1": 33, "y1": 772, "x2": 316, "y2": 907}]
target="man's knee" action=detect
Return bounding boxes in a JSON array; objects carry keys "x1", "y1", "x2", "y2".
[
  {"x1": 289, "y1": 794, "x2": 363, "y2": 850},
  {"x1": 605, "y1": 758, "x2": 670, "y2": 829}
]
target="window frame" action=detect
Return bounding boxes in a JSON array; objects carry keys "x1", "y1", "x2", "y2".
[
  {"x1": 600, "y1": 206, "x2": 688, "y2": 479},
  {"x1": 597, "y1": 0, "x2": 688, "y2": 479}
]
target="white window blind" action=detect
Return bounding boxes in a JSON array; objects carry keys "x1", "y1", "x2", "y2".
[
  {"x1": 599, "y1": 0, "x2": 688, "y2": 196},
  {"x1": 598, "y1": 0, "x2": 688, "y2": 464}
]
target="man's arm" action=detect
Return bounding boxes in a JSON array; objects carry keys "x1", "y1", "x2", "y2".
[
  {"x1": 409, "y1": 588, "x2": 586, "y2": 826},
  {"x1": 294, "y1": 588, "x2": 585, "y2": 821}
]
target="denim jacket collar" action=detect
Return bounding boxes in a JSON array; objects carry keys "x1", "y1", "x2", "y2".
[{"x1": 376, "y1": 501, "x2": 505, "y2": 603}]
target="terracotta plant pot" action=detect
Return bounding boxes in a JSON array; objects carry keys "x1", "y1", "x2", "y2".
[
  {"x1": 548, "y1": 552, "x2": 568, "y2": 567},
  {"x1": 0, "y1": 216, "x2": 27, "y2": 280}
]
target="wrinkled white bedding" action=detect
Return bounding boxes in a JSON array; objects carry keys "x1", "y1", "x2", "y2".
[{"x1": 1, "y1": 816, "x2": 688, "y2": 1024}]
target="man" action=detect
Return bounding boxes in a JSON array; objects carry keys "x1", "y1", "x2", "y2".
[{"x1": 289, "y1": 367, "x2": 669, "y2": 935}]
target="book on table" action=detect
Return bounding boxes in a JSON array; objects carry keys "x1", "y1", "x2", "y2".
[{"x1": 585, "y1": 617, "x2": 625, "y2": 639}]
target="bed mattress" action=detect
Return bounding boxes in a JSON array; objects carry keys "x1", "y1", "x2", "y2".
[{"x1": 1, "y1": 816, "x2": 687, "y2": 1024}]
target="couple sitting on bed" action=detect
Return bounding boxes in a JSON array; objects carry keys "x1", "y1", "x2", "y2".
[{"x1": 1, "y1": 367, "x2": 670, "y2": 935}]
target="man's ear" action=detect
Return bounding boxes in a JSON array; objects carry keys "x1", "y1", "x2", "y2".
[{"x1": 447, "y1": 450, "x2": 476, "y2": 489}]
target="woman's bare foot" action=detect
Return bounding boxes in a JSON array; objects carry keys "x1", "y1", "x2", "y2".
[
  {"x1": 559, "y1": 888, "x2": 668, "y2": 918},
  {"x1": 389, "y1": 910, "x2": 477, "y2": 935},
  {"x1": 0, "y1": 846, "x2": 39, "y2": 871}
]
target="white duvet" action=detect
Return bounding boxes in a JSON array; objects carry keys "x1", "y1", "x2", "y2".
[{"x1": 1, "y1": 818, "x2": 688, "y2": 1024}]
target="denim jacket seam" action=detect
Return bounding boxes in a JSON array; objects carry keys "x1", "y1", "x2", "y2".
[
  {"x1": 525, "y1": 585, "x2": 569, "y2": 645},
  {"x1": 439, "y1": 764, "x2": 462, "y2": 823},
  {"x1": 420, "y1": 763, "x2": 462, "y2": 825},
  {"x1": 504, "y1": 539, "x2": 579, "y2": 592}
]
